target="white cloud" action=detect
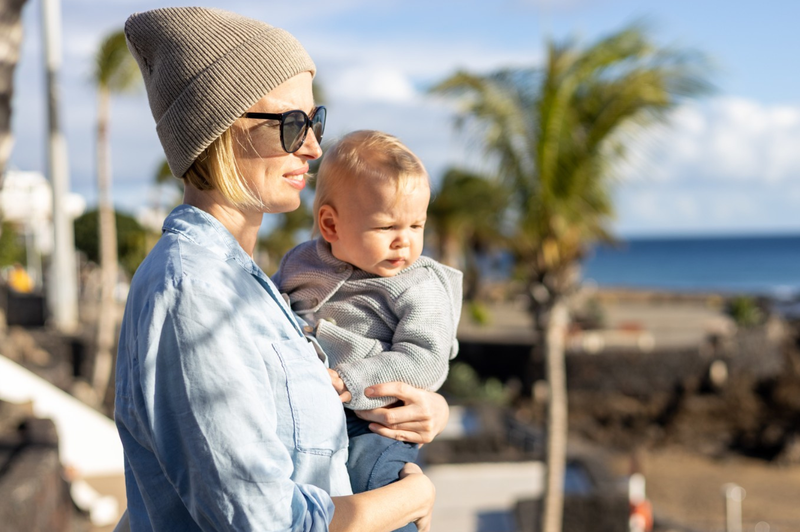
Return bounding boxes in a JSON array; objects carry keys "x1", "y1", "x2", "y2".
[
  {"x1": 622, "y1": 189, "x2": 702, "y2": 229},
  {"x1": 614, "y1": 182, "x2": 799, "y2": 236},
  {"x1": 624, "y1": 96, "x2": 800, "y2": 185},
  {"x1": 310, "y1": 37, "x2": 539, "y2": 82},
  {"x1": 328, "y1": 67, "x2": 417, "y2": 103}
]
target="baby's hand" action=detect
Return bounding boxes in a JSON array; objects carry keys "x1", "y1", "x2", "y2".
[{"x1": 327, "y1": 369, "x2": 351, "y2": 403}]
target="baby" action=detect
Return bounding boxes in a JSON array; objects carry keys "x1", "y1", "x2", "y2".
[{"x1": 273, "y1": 130, "x2": 462, "y2": 518}]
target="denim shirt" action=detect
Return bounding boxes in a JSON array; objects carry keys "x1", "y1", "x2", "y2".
[{"x1": 115, "y1": 205, "x2": 351, "y2": 532}]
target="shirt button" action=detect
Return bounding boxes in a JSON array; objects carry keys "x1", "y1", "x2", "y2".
[{"x1": 303, "y1": 325, "x2": 314, "y2": 333}]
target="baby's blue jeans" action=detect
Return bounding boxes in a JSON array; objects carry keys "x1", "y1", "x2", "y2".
[{"x1": 346, "y1": 409, "x2": 419, "y2": 532}]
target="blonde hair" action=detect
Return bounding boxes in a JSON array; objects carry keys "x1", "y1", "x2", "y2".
[
  {"x1": 313, "y1": 130, "x2": 428, "y2": 235},
  {"x1": 182, "y1": 127, "x2": 264, "y2": 210}
]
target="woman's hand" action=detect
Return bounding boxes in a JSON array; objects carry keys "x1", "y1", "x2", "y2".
[
  {"x1": 330, "y1": 461, "x2": 435, "y2": 532},
  {"x1": 327, "y1": 369, "x2": 351, "y2": 403},
  {"x1": 354, "y1": 382, "x2": 449, "y2": 444},
  {"x1": 399, "y1": 463, "x2": 434, "y2": 532}
]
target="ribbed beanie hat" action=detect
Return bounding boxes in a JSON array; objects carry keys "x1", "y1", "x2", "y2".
[{"x1": 124, "y1": 7, "x2": 316, "y2": 178}]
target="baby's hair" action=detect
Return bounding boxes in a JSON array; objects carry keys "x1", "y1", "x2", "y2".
[{"x1": 313, "y1": 130, "x2": 429, "y2": 235}]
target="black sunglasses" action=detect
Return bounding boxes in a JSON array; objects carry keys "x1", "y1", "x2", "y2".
[{"x1": 241, "y1": 105, "x2": 326, "y2": 154}]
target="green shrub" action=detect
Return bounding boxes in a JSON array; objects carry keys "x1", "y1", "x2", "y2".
[
  {"x1": 74, "y1": 209, "x2": 148, "y2": 275},
  {"x1": 467, "y1": 300, "x2": 492, "y2": 326},
  {"x1": 443, "y1": 362, "x2": 510, "y2": 406},
  {"x1": 726, "y1": 295, "x2": 764, "y2": 328},
  {"x1": 0, "y1": 222, "x2": 26, "y2": 267}
]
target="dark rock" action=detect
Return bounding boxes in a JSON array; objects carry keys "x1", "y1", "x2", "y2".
[{"x1": 0, "y1": 401, "x2": 90, "y2": 532}]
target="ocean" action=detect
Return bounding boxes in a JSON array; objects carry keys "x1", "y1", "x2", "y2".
[{"x1": 581, "y1": 234, "x2": 800, "y2": 297}]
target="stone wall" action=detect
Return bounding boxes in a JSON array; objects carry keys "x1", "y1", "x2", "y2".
[
  {"x1": 458, "y1": 318, "x2": 785, "y2": 397},
  {"x1": 457, "y1": 319, "x2": 800, "y2": 460}
]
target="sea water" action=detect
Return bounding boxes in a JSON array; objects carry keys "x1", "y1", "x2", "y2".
[{"x1": 582, "y1": 234, "x2": 800, "y2": 297}]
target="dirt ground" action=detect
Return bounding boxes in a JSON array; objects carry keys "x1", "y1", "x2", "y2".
[{"x1": 609, "y1": 446, "x2": 800, "y2": 532}]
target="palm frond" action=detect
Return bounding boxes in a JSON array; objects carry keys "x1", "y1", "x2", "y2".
[
  {"x1": 95, "y1": 30, "x2": 140, "y2": 92},
  {"x1": 432, "y1": 25, "x2": 712, "y2": 279}
]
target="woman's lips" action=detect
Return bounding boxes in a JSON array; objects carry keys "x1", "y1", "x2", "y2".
[
  {"x1": 284, "y1": 164, "x2": 309, "y2": 176},
  {"x1": 284, "y1": 165, "x2": 308, "y2": 190}
]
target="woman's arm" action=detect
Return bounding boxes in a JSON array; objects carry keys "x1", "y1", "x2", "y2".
[
  {"x1": 353, "y1": 382, "x2": 450, "y2": 444},
  {"x1": 331, "y1": 463, "x2": 434, "y2": 532}
]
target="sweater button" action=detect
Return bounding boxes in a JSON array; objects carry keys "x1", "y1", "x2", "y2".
[{"x1": 336, "y1": 265, "x2": 348, "y2": 274}]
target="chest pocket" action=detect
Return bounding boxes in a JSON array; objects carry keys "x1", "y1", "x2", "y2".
[{"x1": 273, "y1": 337, "x2": 348, "y2": 456}]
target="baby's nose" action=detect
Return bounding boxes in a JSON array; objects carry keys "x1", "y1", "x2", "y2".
[{"x1": 392, "y1": 234, "x2": 410, "y2": 248}]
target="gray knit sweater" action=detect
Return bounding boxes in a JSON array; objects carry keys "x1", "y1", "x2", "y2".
[{"x1": 273, "y1": 238, "x2": 463, "y2": 410}]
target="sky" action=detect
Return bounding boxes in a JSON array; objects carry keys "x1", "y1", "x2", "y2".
[{"x1": 6, "y1": 0, "x2": 800, "y2": 237}]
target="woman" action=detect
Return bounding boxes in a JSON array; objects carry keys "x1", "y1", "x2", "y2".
[{"x1": 116, "y1": 7, "x2": 446, "y2": 531}]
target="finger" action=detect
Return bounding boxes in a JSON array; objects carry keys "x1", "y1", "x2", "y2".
[
  {"x1": 415, "y1": 515, "x2": 431, "y2": 532},
  {"x1": 327, "y1": 369, "x2": 339, "y2": 384},
  {"x1": 365, "y1": 381, "x2": 417, "y2": 402},
  {"x1": 359, "y1": 403, "x2": 427, "y2": 427},
  {"x1": 372, "y1": 420, "x2": 430, "y2": 432},
  {"x1": 355, "y1": 405, "x2": 429, "y2": 429},
  {"x1": 339, "y1": 391, "x2": 352, "y2": 403},
  {"x1": 326, "y1": 369, "x2": 346, "y2": 393},
  {"x1": 367, "y1": 424, "x2": 429, "y2": 444},
  {"x1": 353, "y1": 407, "x2": 380, "y2": 422},
  {"x1": 400, "y1": 462, "x2": 422, "y2": 478}
]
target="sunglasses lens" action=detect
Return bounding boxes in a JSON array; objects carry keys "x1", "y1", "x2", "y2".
[
  {"x1": 311, "y1": 107, "x2": 326, "y2": 144},
  {"x1": 282, "y1": 110, "x2": 307, "y2": 153}
]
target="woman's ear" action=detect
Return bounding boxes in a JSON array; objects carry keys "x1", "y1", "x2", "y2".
[{"x1": 318, "y1": 205, "x2": 339, "y2": 243}]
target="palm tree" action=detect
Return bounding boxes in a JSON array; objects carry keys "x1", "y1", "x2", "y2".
[
  {"x1": 92, "y1": 29, "x2": 140, "y2": 405},
  {"x1": 0, "y1": 0, "x2": 28, "y2": 176},
  {"x1": 427, "y1": 167, "x2": 508, "y2": 300},
  {"x1": 154, "y1": 158, "x2": 174, "y2": 186},
  {"x1": 433, "y1": 25, "x2": 710, "y2": 532}
]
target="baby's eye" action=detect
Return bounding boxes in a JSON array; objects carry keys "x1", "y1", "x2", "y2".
[{"x1": 377, "y1": 226, "x2": 394, "y2": 231}]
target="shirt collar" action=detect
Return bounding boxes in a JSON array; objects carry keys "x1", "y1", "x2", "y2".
[
  {"x1": 163, "y1": 204, "x2": 304, "y2": 335},
  {"x1": 162, "y1": 204, "x2": 259, "y2": 275}
]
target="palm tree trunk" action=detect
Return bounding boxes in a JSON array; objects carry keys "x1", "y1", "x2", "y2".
[
  {"x1": 92, "y1": 85, "x2": 118, "y2": 405},
  {"x1": 0, "y1": 0, "x2": 28, "y2": 175},
  {"x1": 540, "y1": 297, "x2": 569, "y2": 532},
  {"x1": 440, "y1": 232, "x2": 462, "y2": 269}
]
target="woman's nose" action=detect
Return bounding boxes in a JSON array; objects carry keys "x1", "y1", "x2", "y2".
[{"x1": 296, "y1": 127, "x2": 323, "y2": 160}]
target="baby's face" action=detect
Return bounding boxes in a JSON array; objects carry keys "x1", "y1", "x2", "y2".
[{"x1": 328, "y1": 176, "x2": 429, "y2": 277}]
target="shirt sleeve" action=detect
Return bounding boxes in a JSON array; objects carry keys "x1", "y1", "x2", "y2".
[
  {"x1": 315, "y1": 274, "x2": 457, "y2": 410},
  {"x1": 138, "y1": 276, "x2": 334, "y2": 531}
]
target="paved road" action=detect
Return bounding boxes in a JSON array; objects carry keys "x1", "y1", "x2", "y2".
[{"x1": 425, "y1": 461, "x2": 544, "y2": 532}]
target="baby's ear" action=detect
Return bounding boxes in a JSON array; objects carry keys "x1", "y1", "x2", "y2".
[{"x1": 318, "y1": 205, "x2": 339, "y2": 243}]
